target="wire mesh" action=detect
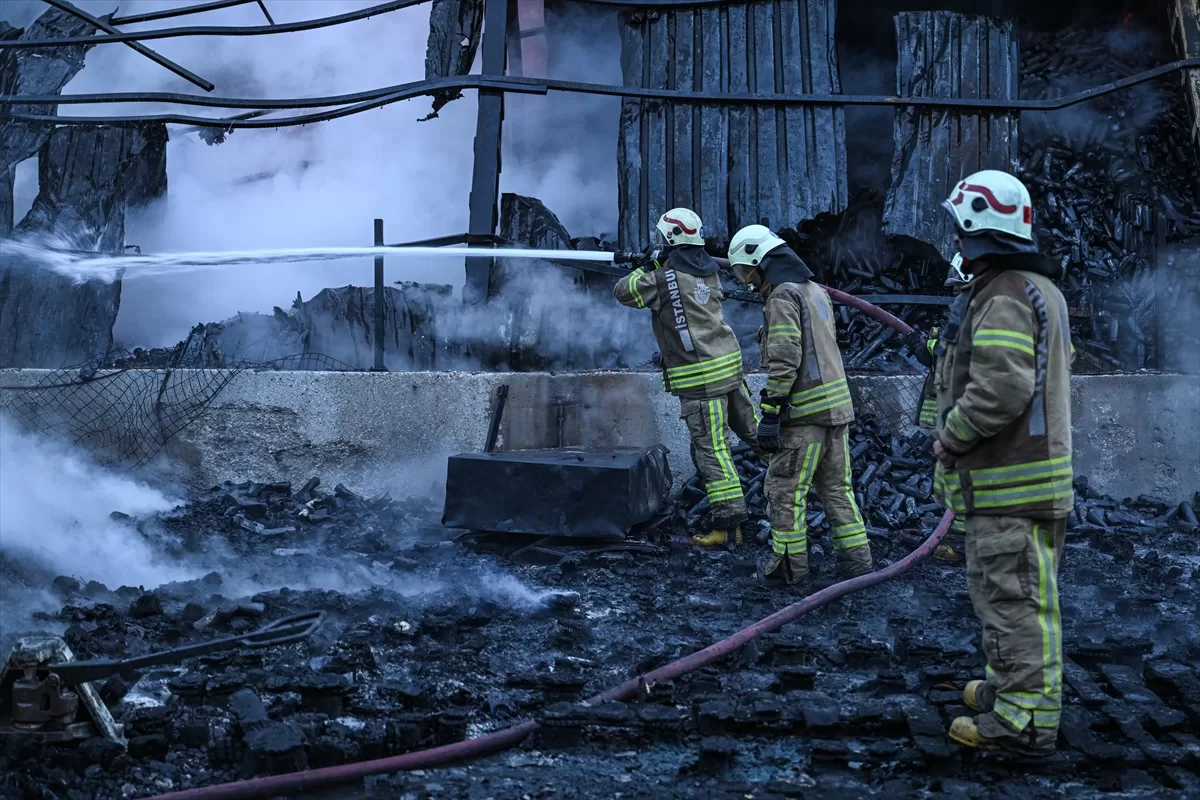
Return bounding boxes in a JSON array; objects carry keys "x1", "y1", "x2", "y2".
[{"x1": 0, "y1": 326, "x2": 352, "y2": 468}]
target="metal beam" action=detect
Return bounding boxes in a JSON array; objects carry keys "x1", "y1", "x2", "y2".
[
  {"x1": 5, "y1": 59, "x2": 1198, "y2": 119},
  {"x1": 373, "y1": 219, "x2": 386, "y2": 371},
  {"x1": 4, "y1": 0, "x2": 430, "y2": 48},
  {"x1": 255, "y1": 0, "x2": 276, "y2": 25},
  {"x1": 109, "y1": 0, "x2": 256, "y2": 26},
  {"x1": 464, "y1": 0, "x2": 510, "y2": 306},
  {"x1": 41, "y1": 0, "x2": 216, "y2": 92}
]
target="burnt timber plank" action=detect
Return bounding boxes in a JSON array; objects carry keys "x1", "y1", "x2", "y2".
[
  {"x1": 882, "y1": 11, "x2": 1020, "y2": 262},
  {"x1": 646, "y1": 13, "x2": 669, "y2": 234},
  {"x1": 616, "y1": 1, "x2": 846, "y2": 250},
  {"x1": 698, "y1": 7, "x2": 727, "y2": 244},
  {"x1": 1169, "y1": 0, "x2": 1200, "y2": 155},
  {"x1": 725, "y1": 4, "x2": 752, "y2": 234},
  {"x1": 671, "y1": 11, "x2": 695, "y2": 214},
  {"x1": 617, "y1": 12, "x2": 644, "y2": 248}
]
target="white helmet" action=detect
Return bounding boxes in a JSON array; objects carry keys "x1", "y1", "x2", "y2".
[
  {"x1": 727, "y1": 224, "x2": 786, "y2": 268},
  {"x1": 942, "y1": 169, "x2": 1033, "y2": 242},
  {"x1": 946, "y1": 253, "x2": 973, "y2": 286},
  {"x1": 655, "y1": 208, "x2": 705, "y2": 247}
]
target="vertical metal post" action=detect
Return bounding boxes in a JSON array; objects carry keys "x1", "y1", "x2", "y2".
[
  {"x1": 373, "y1": 218, "x2": 386, "y2": 371},
  {"x1": 464, "y1": 0, "x2": 510, "y2": 305}
]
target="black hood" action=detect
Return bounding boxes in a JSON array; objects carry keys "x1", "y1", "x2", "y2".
[
  {"x1": 760, "y1": 247, "x2": 814, "y2": 286},
  {"x1": 972, "y1": 250, "x2": 1064, "y2": 282},
  {"x1": 663, "y1": 244, "x2": 718, "y2": 277}
]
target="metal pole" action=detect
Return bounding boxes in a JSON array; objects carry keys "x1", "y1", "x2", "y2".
[
  {"x1": 464, "y1": 0, "x2": 511, "y2": 305},
  {"x1": 373, "y1": 218, "x2": 386, "y2": 371}
]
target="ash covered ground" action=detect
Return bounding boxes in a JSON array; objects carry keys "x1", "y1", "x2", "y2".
[{"x1": 1, "y1": 421, "x2": 1198, "y2": 800}]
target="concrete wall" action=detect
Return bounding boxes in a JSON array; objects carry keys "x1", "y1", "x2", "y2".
[{"x1": 1, "y1": 369, "x2": 1197, "y2": 503}]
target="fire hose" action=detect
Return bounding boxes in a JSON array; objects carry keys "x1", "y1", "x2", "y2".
[{"x1": 147, "y1": 510, "x2": 955, "y2": 800}]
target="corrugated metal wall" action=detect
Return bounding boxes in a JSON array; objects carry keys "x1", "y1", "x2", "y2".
[
  {"x1": 617, "y1": 1, "x2": 848, "y2": 251},
  {"x1": 882, "y1": 11, "x2": 1020, "y2": 261}
]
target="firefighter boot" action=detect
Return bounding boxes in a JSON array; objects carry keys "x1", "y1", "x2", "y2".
[
  {"x1": 693, "y1": 525, "x2": 744, "y2": 550},
  {"x1": 836, "y1": 544, "x2": 874, "y2": 579},
  {"x1": 948, "y1": 716, "x2": 1055, "y2": 758},
  {"x1": 762, "y1": 552, "x2": 809, "y2": 586},
  {"x1": 963, "y1": 680, "x2": 995, "y2": 713}
]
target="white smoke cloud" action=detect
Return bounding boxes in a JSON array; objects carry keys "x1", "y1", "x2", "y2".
[
  {"x1": 1, "y1": 0, "x2": 623, "y2": 349},
  {"x1": 0, "y1": 415, "x2": 190, "y2": 588}
]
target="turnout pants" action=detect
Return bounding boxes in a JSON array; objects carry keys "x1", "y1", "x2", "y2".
[
  {"x1": 679, "y1": 382, "x2": 760, "y2": 528},
  {"x1": 764, "y1": 424, "x2": 871, "y2": 567},
  {"x1": 965, "y1": 515, "x2": 1066, "y2": 749}
]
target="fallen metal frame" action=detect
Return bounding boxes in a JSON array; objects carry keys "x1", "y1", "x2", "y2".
[{"x1": 40, "y1": 0, "x2": 216, "y2": 91}]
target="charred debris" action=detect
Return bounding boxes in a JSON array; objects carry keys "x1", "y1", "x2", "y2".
[{"x1": 1, "y1": 417, "x2": 1198, "y2": 799}]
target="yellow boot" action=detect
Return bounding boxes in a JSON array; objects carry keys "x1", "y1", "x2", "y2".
[
  {"x1": 692, "y1": 529, "x2": 729, "y2": 548},
  {"x1": 693, "y1": 525, "x2": 742, "y2": 549}
]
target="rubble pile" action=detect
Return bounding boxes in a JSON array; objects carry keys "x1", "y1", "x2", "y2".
[{"x1": 2, "y1": 460, "x2": 1196, "y2": 799}]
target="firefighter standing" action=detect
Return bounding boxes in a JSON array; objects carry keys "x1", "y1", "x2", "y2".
[
  {"x1": 931, "y1": 170, "x2": 1074, "y2": 756},
  {"x1": 906, "y1": 253, "x2": 973, "y2": 563},
  {"x1": 727, "y1": 225, "x2": 873, "y2": 585},
  {"x1": 614, "y1": 208, "x2": 759, "y2": 548}
]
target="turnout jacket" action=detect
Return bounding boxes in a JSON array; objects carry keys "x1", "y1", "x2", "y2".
[
  {"x1": 614, "y1": 248, "x2": 743, "y2": 399},
  {"x1": 932, "y1": 254, "x2": 1075, "y2": 520},
  {"x1": 758, "y1": 280, "x2": 854, "y2": 426}
]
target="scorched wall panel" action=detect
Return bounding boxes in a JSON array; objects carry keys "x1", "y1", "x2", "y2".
[
  {"x1": 882, "y1": 11, "x2": 1020, "y2": 262},
  {"x1": 617, "y1": 1, "x2": 847, "y2": 251}
]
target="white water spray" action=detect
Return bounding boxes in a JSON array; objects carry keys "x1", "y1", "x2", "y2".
[{"x1": 0, "y1": 239, "x2": 619, "y2": 285}]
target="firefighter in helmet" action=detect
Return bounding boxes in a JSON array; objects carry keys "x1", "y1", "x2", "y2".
[
  {"x1": 727, "y1": 224, "x2": 873, "y2": 585},
  {"x1": 931, "y1": 169, "x2": 1074, "y2": 756},
  {"x1": 614, "y1": 208, "x2": 759, "y2": 548}
]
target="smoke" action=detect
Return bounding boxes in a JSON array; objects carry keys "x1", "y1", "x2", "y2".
[
  {"x1": 0, "y1": 1, "x2": 624, "y2": 350},
  {"x1": 0, "y1": 416, "x2": 191, "y2": 591}
]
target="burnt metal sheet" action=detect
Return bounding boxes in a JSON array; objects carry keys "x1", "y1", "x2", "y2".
[
  {"x1": 882, "y1": 11, "x2": 1020, "y2": 262},
  {"x1": 618, "y1": 1, "x2": 847, "y2": 251},
  {"x1": 442, "y1": 445, "x2": 672, "y2": 539}
]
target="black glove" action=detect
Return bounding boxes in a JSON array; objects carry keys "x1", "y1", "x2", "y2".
[
  {"x1": 905, "y1": 329, "x2": 933, "y2": 367},
  {"x1": 633, "y1": 243, "x2": 660, "y2": 270},
  {"x1": 757, "y1": 412, "x2": 781, "y2": 453}
]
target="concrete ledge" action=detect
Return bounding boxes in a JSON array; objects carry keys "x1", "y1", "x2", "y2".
[{"x1": 1, "y1": 369, "x2": 1196, "y2": 503}]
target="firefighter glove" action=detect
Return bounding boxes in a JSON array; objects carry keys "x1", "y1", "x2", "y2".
[
  {"x1": 757, "y1": 402, "x2": 782, "y2": 453},
  {"x1": 905, "y1": 330, "x2": 933, "y2": 367}
]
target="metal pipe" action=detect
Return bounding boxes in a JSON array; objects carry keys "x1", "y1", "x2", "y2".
[
  {"x1": 40, "y1": 0, "x2": 216, "y2": 92},
  {"x1": 2, "y1": 0, "x2": 429, "y2": 48},
  {"x1": 3, "y1": 60, "x2": 1197, "y2": 119},
  {"x1": 373, "y1": 219, "x2": 386, "y2": 372},
  {"x1": 144, "y1": 511, "x2": 956, "y2": 800},
  {"x1": 254, "y1": 0, "x2": 275, "y2": 25},
  {"x1": 109, "y1": 0, "x2": 255, "y2": 26},
  {"x1": 484, "y1": 384, "x2": 510, "y2": 452}
]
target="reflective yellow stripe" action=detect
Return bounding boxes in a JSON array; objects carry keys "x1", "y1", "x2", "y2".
[
  {"x1": 743, "y1": 383, "x2": 761, "y2": 424},
  {"x1": 789, "y1": 377, "x2": 847, "y2": 403},
  {"x1": 764, "y1": 377, "x2": 791, "y2": 395},
  {"x1": 918, "y1": 398, "x2": 938, "y2": 427},
  {"x1": 670, "y1": 361, "x2": 742, "y2": 390},
  {"x1": 945, "y1": 407, "x2": 979, "y2": 442},
  {"x1": 772, "y1": 442, "x2": 820, "y2": 556},
  {"x1": 926, "y1": 338, "x2": 937, "y2": 355},
  {"x1": 767, "y1": 325, "x2": 803, "y2": 339},
  {"x1": 792, "y1": 387, "x2": 852, "y2": 417},
  {"x1": 709, "y1": 399, "x2": 738, "y2": 491},
  {"x1": 973, "y1": 328, "x2": 1035, "y2": 357},
  {"x1": 970, "y1": 455, "x2": 1072, "y2": 485},
  {"x1": 972, "y1": 477, "x2": 1074, "y2": 510},
  {"x1": 1033, "y1": 525, "x2": 1063, "y2": 706},
  {"x1": 665, "y1": 350, "x2": 742, "y2": 377},
  {"x1": 835, "y1": 434, "x2": 867, "y2": 550},
  {"x1": 626, "y1": 268, "x2": 646, "y2": 309},
  {"x1": 992, "y1": 696, "x2": 1032, "y2": 732}
]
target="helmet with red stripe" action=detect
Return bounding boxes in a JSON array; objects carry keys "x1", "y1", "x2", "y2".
[
  {"x1": 942, "y1": 170, "x2": 1033, "y2": 242},
  {"x1": 655, "y1": 208, "x2": 705, "y2": 247}
]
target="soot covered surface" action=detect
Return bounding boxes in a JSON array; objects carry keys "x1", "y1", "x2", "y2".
[{"x1": 0, "y1": 442, "x2": 1197, "y2": 800}]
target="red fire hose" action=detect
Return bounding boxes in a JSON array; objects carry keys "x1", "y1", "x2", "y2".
[
  {"x1": 708, "y1": 255, "x2": 915, "y2": 336},
  {"x1": 146, "y1": 511, "x2": 955, "y2": 800}
]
